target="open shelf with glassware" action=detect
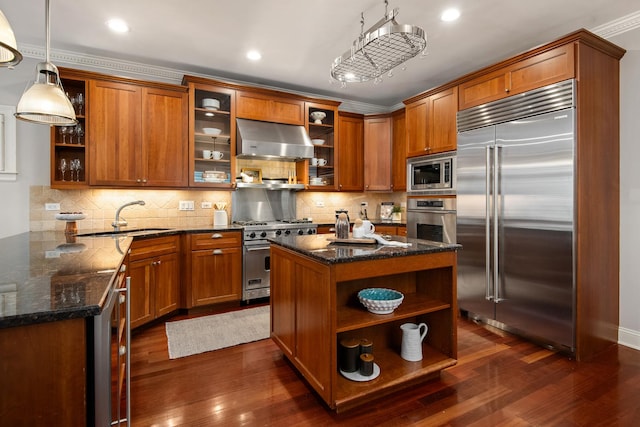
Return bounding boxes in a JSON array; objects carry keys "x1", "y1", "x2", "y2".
[
  {"x1": 51, "y1": 73, "x2": 87, "y2": 188},
  {"x1": 304, "y1": 102, "x2": 339, "y2": 190},
  {"x1": 184, "y1": 78, "x2": 236, "y2": 187}
]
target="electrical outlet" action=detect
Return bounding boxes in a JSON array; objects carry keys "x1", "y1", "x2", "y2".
[
  {"x1": 360, "y1": 202, "x2": 368, "y2": 207},
  {"x1": 178, "y1": 201, "x2": 195, "y2": 211},
  {"x1": 45, "y1": 203, "x2": 60, "y2": 211},
  {"x1": 201, "y1": 201, "x2": 212, "y2": 209},
  {"x1": 315, "y1": 200, "x2": 325, "y2": 207}
]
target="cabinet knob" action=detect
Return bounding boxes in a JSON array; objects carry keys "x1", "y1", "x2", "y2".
[
  {"x1": 142, "y1": 179, "x2": 147, "y2": 183},
  {"x1": 211, "y1": 233, "x2": 223, "y2": 239},
  {"x1": 505, "y1": 88, "x2": 510, "y2": 93},
  {"x1": 212, "y1": 249, "x2": 223, "y2": 255},
  {"x1": 136, "y1": 179, "x2": 141, "y2": 183}
]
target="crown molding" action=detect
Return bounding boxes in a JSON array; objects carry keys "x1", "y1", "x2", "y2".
[
  {"x1": 17, "y1": 43, "x2": 388, "y2": 114},
  {"x1": 590, "y1": 10, "x2": 640, "y2": 38}
]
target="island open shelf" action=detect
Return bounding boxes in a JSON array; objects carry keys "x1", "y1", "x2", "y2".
[{"x1": 269, "y1": 235, "x2": 459, "y2": 413}]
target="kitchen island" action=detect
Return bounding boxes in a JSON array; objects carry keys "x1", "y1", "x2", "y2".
[
  {"x1": 269, "y1": 234, "x2": 460, "y2": 412},
  {"x1": 0, "y1": 231, "x2": 132, "y2": 426}
]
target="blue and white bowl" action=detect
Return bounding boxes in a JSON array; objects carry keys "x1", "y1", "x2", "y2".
[{"x1": 357, "y1": 288, "x2": 404, "y2": 314}]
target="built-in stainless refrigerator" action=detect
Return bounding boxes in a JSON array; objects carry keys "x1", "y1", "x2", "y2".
[{"x1": 456, "y1": 80, "x2": 576, "y2": 353}]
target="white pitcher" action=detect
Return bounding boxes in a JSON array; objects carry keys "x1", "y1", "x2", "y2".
[{"x1": 400, "y1": 322, "x2": 428, "y2": 362}]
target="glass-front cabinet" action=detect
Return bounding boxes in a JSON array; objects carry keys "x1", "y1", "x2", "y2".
[
  {"x1": 50, "y1": 71, "x2": 87, "y2": 188},
  {"x1": 183, "y1": 76, "x2": 236, "y2": 188},
  {"x1": 304, "y1": 101, "x2": 339, "y2": 190}
]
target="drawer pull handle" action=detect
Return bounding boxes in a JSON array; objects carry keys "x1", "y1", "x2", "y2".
[
  {"x1": 212, "y1": 249, "x2": 223, "y2": 255},
  {"x1": 211, "y1": 233, "x2": 223, "y2": 239}
]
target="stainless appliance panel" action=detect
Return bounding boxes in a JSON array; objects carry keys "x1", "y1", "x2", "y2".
[
  {"x1": 494, "y1": 109, "x2": 575, "y2": 348},
  {"x1": 407, "y1": 152, "x2": 456, "y2": 195},
  {"x1": 456, "y1": 126, "x2": 496, "y2": 320},
  {"x1": 243, "y1": 244, "x2": 271, "y2": 301},
  {"x1": 406, "y1": 198, "x2": 456, "y2": 244},
  {"x1": 456, "y1": 85, "x2": 576, "y2": 353}
]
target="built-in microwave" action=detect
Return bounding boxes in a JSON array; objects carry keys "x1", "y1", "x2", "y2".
[{"x1": 407, "y1": 152, "x2": 456, "y2": 195}]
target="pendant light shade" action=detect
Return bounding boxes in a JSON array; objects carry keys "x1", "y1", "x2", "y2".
[
  {"x1": 0, "y1": 9, "x2": 22, "y2": 67},
  {"x1": 16, "y1": 62, "x2": 76, "y2": 125},
  {"x1": 15, "y1": 0, "x2": 76, "y2": 126}
]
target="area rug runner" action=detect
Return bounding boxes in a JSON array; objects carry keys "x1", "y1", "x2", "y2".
[{"x1": 165, "y1": 305, "x2": 270, "y2": 359}]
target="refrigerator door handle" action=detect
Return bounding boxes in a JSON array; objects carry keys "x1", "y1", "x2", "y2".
[
  {"x1": 493, "y1": 145, "x2": 504, "y2": 303},
  {"x1": 485, "y1": 146, "x2": 493, "y2": 301}
]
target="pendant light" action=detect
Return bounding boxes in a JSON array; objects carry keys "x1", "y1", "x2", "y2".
[
  {"x1": 15, "y1": 0, "x2": 76, "y2": 126},
  {"x1": 0, "y1": 9, "x2": 22, "y2": 67}
]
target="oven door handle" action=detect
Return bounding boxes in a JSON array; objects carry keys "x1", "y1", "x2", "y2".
[{"x1": 246, "y1": 246, "x2": 270, "y2": 252}]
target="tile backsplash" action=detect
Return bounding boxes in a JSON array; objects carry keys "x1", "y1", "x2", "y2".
[{"x1": 30, "y1": 185, "x2": 406, "y2": 232}]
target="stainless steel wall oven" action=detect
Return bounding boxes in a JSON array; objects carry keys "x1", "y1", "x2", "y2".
[{"x1": 406, "y1": 197, "x2": 456, "y2": 244}]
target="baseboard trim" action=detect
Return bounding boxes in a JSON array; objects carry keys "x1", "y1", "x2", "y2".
[{"x1": 618, "y1": 326, "x2": 640, "y2": 351}]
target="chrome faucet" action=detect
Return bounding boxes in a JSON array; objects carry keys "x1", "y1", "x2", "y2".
[{"x1": 112, "y1": 200, "x2": 145, "y2": 231}]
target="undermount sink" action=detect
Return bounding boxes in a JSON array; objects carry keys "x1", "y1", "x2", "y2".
[{"x1": 77, "y1": 228, "x2": 173, "y2": 237}]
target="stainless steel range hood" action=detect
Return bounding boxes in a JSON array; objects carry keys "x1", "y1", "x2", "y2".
[{"x1": 236, "y1": 118, "x2": 314, "y2": 160}]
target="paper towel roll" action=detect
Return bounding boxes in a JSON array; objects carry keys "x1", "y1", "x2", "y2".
[{"x1": 213, "y1": 210, "x2": 228, "y2": 226}]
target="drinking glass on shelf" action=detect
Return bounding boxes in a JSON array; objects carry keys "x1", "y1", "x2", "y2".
[
  {"x1": 76, "y1": 93, "x2": 84, "y2": 116},
  {"x1": 69, "y1": 94, "x2": 77, "y2": 114},
  {"x1": 72, "y1": 159, "x2": 82, "y2": 182},
  {"x1": 75, "y1": 123, "x2": 84, "y2": 145},
  {"x1": 59, "y1": 158, "x2": 68, "y2": 181},
  {"x1": 67, "y1": 126, "x2": 76, "y2": 144},
  {"x1": 59, "y1": 126, "x2": 68, "y2": 144}
]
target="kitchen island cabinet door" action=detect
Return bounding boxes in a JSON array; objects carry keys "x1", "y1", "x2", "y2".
[
  {"x1": 142, "y1": 87, "x2": 189, "y2": 187},
  {"x1": 336, "y1": 112, "x2": 364, "y2": 191},
  {"x1": 153, "y1": 252, "x2": 180, "y2": 317},
  {"x1": 89, "y1": 80, "x2": 142, "y2": 186},
  {"x1": 190, "y1": 247, "x2": 242, "y2": 306}
]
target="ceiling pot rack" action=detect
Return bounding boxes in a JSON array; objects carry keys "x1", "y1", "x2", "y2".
[{"x1": 330, "y1": 0, "x2": 426, "y2": 86}]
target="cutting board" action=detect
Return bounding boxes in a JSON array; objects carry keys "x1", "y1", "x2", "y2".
[{"x1": 326, "y1": 237, "x2": 377, "y2": 245}]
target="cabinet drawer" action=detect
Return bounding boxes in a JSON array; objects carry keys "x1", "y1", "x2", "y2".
[
  {"x1": 190, "y1": 231, "x2": 241, "y2": 250},
  {"x1": 130, "y1": 235, "x2": 179, "y2": 261}
]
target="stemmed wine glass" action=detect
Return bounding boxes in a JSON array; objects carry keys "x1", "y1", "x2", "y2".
[
  {"x1": 59, "y1": 126, "x2": 69, "y2": 144},
  {"x1": 75, "y1": 123, "x2": 84, "y2": 145},
  {"x1": 76, "y1": 93, "x2": 84, "y2": 116},
  {"x1": 59, "y1": 158, "x2": 68, "y2": 181},
  {"x1": 67, "y1": 126, "x2": 76, "y2": 144},
  {"x1": 71, "y1": 159, "x2": 82, "y2": 182}
]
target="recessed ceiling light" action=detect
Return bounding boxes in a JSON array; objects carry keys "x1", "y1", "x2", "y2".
[
  {"x1": 440, "y1": 8, "x2": 460, "y2": 22},
  {"x1": 246, "y1": 50, "x2": 262, "y2": 61},
  {"x1": 107, "y1": 18, "x2": 130, "y2": 33}
]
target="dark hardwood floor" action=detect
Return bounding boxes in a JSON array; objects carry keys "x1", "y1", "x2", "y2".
[{"x1": 129, "y1": 308, "x2": 640, "y2": 426}]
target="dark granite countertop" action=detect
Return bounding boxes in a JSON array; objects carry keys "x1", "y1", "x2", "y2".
[
  {"x1": 0, "y1": 226, "x2": 245, "y2": 329},
  {"x1": 0, "y1": 231, "x2": 132, "y2": 329},
  {"x1": 314, "y1": 219, "x2": 406, "y2": 227},
  {"x1": 269, "y1": 234, "x2": 460, "y2": 265}
]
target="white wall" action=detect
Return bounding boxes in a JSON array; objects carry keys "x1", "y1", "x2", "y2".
[
  {"x1": 0, "y1": 49, "x2": 638, "y2": 348},
  {"x1": 0, "y1": 57, "x2": 50, "y2": 238},
  {"x1": 618, "y1": 49, "x2": 640, "y2": 349}
]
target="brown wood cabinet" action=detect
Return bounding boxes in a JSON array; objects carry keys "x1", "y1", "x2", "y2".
[
  {"x1": 458, "y1": 43, "x2": 575, "y2": 110},
  {"x1": 183, "y1": 76, "x2": 236, "y2": 188},
  {"x1": 236, "y1": 90, "x2": 305, "y2": 125},
  {"x1": 271, "y1": 243, "x2": 457, "y2": 412},
  {"x1": 405, "y1": 87, "x2": 457, "y2": 157},
  {"x1": 185, "y1": 231, "x2": 242, "y2": 307},
  {"x1": 336, "y1": 112, "x2": 364, "y2": 191},
  {"x1": 0, "y1": 318, "x2": 87, "y2": 425},
  {"x1": 88, "y1": 79, "x2": 188, "y2": 187},
  {"x1": 304, "y1": 102, "x2": 339, "y2": 189},
  {"x1": 129, "y1": 236, "x2": 180, "y2": 329},
  {"x1": 364, "y1": 115, "x2": 392, "y2": 191},
  {"x1": 391, "y1": 109, "x2": 406, "y2": 191}
]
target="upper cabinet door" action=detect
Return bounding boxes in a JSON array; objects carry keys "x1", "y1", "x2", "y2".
[
  {"x1": 336, "y1": 113, "x2": 364, "y2": 191},
  {"x1": 89, "y1": 80, "x2": 142, "y2": 186},
  {"x1": 405, "y1": 99, "x2": 428, "y2": 157},
  {"x1": 142, "y1": 87, "x2": 189, "y2": 187},
  {"x1": 364, "y1": 116, "x2": 392, "y2": 191},
  {"x1": 236, "y1": 90, "x2": 305, "y2": 125},
  {"x1": 428, "y1": 86, "x2": 457, "y2": 154},
  {"x1": 459, "y1": 44, "x2": 575, "y2": 110}
]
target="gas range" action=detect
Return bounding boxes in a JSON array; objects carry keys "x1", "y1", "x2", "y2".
[{"x1": 234, "y1": 220, "x2": 318, "y2": 243}]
